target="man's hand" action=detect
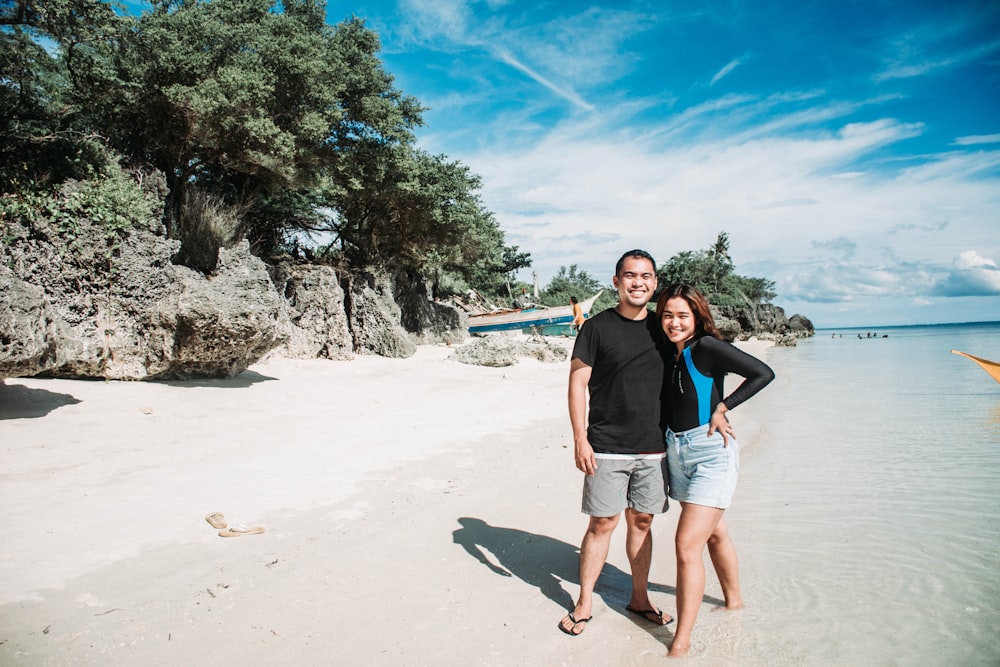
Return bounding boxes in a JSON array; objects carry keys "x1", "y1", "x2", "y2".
[
  {"x1": 574, "y1": 436, "x2": 597, "y2": 476},
  {"x1": 568, "y1": 357, "x2": 595, "y2": 473}
]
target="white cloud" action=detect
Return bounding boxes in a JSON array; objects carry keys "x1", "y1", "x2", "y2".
[
  {"x1": 873, "y1": 14, "x2": 1000, "y2": 82},
  {"x1": 445, "y1": 93, "x2": 1000, "y2": 324},
  {"x1": 395, "y1": 1, "x2": 651, "y2": 109},
  {"x1": 493, "y1": 48, "x2": 594, "y2": 111},
  {"x1": 933, "y1": 251, "x2": 1000, "y2": 297},
  {"x1": 710, "y1": 54, "x2": 749, "y2": 86},
  {"x1": 953, "y1": 134, "x2": 1000, "y2": 146}
]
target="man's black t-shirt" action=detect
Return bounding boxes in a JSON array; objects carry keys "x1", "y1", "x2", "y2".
[{"x1": 571, "y1": 308, "x2": 666, "y2": 454}]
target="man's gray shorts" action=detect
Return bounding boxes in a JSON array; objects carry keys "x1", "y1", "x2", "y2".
[{"x1": 582, "y1": 453, "x2": 669, "y2": 516}]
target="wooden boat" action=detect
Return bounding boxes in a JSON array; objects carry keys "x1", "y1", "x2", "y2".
[
  {"x1": 951, "y1": 350, "x2": 1000, "y2": 384},
  {"x1": 468, "y1": 291, "x2": 602, "y2": 335}
]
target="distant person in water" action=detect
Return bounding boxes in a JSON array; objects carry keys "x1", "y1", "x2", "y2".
[
  {"x1": 656, "y1": 283, "x2": 774, "y2": 658},
  {"x1": 570, "y1": 296, "x2": 585, "y2": 334},
  {"x1": 558, "y1": 249, "x2": 674, "y2": 637}
]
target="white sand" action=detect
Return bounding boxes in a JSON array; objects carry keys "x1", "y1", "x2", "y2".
[{"x1": 0, "y1": 338, "x2": 770, "y2": 665}]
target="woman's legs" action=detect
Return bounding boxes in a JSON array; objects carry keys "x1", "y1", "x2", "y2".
[
  {"x1": 707, "y1": 516, "x2": 743, "y2": 609},
  {"x1": 669, "y1": 502, "x2": 726, "y2": 658}
]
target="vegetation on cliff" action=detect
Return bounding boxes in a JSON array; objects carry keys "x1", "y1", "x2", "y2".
[{"x1": 1, "y1": 0, "x2": 529, "y2": 292}]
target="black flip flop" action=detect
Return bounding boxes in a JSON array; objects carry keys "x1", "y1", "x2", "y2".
[
  {"x1": 625, "y1": 604, "x2": 674, "y2": 625},
  {"x1": 559, "y1": 612, "x2": 593, "y2": 636}
]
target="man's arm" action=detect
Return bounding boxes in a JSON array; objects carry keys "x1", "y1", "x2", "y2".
[{"x1": 568, "y1": 357, "x2": 596, "y2": 475}]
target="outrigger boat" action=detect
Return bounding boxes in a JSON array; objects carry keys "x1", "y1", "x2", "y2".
[
  {"x1": 951, "y1": 349, "x2": 1000, "y2": 384},
  {"x1": 468, "y1": 291, "x2": 603, "y2": 335}
]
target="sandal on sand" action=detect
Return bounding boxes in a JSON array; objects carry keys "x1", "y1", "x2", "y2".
[
  {"x1": 625, "y1": 605, "x2": 674, "y2": 625},
  {"x1": 558, "y1": 612, "x2": 592, "y2": 636},
  {"x1": 205, "y1": 513, "x2": 227, "y2": 530},
  {"x1": 218, "y1": 524, "x2": 265, "y2": 538}
]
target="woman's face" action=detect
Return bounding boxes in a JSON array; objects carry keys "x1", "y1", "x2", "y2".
[{"x1": 661, "y1": 296, "x2": 696, "y2": 346}]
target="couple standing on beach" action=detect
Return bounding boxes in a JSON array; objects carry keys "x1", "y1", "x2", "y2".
[{"x1": 557, "y1": 249, "x2": 775, "y2": 658}]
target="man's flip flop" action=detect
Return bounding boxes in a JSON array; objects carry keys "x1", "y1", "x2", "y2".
[
  {"x1": 558, "y1": 612, "x2": 592, "y2": 636},
  {"x1": 625, "y1": 605, "x2": 674, "y2": 625},
  {"x1": 205, "y1": 512, "x2": 227, "y2": 529}
]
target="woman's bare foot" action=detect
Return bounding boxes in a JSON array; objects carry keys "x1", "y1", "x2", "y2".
[{"x1": 667, "y1": 642, "x2": 690, "y2": 658}]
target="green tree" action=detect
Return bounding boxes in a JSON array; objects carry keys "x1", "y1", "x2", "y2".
[
  {"x1": 658, "y1": 231, "x2": 775, "y2": 306},
  {"x1": 3, "y1": 0, "x2": 528, "y2": 291},
  {"x1": 0, "y1": 0, "x2": 125, "y2": 189},
  {"x1": 111, "y1": 4, "x2": 423, "y2": 252},
  {"x1": 323, "y1": 142, "x2": 527, "y2": 280},
  {"x1": 540, "y1": 264, "x2": 605, "y2": 307}
]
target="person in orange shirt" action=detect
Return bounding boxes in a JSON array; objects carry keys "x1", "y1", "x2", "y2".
[{"x1": 570, "y1": 296, "x2": 585, "y2": 334}]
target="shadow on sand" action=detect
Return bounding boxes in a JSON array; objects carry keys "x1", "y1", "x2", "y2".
[
  {"x1": 159, "y1": 369, "x2": 277, "y2": 389},
  {"x1": 0, "y1": 382, "x2": 81, "y2": 420},
  {"x1": 452, "y1": 517, "x2": 726, "y2": 629}
]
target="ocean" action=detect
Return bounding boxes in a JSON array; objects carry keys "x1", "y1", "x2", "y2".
[{"x1": 695, "y1": 321, "x2": 1000, "y2": 666}]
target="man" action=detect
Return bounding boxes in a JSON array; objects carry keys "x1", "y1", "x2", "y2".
[
  {"x1": 558, "y1": 249, "x2": 673, "y2": 636},
  {"x1": 570, "y1": 296, "x2": 584, "y2": 334}
]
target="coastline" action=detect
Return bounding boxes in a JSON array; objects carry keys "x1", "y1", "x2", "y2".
[{"x1": 0, "y1": 337, "x2": 774, "y2": 665}]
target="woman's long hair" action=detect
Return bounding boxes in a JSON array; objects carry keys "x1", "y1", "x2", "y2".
[{"x1": 655, "y1": 283, "x2": 722, "y2": 339}]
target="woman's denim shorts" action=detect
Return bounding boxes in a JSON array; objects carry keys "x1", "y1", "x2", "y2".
[{"x1": 666, "y1": 425, "x2": 739, "y2": 509}]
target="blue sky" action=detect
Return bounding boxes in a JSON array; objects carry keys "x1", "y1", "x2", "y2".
[{"x1": 326, "y1": 0, "x2": 1000, "y2": 328}]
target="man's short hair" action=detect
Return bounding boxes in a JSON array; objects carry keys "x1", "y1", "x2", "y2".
[{"x1": 615, "y1": 249, "x2": 657, "y2": 276}]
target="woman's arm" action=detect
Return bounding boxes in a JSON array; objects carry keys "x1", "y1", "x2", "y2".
[{"x1": 698, "y1": 336, "x2": 775, "y2": 412}]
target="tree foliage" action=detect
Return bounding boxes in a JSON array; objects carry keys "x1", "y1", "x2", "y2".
[
  {"x1": 0, "y1": 0, "x2": 125, "y2": 189},
  {"x1": 539, "y1": 265, "x2": 606, "y2": 307},
  {"x1": 2, "y1": 0, "x2": 528, "y2": 287},
  {"x1": 658, "y1": 231, "x2": 776, "y2": 306}
]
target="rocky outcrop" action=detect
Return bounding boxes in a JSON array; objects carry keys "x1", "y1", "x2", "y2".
[
  {"x1": 266, "y1": 262, "x2": 353, "y2": 360},
  {"x1": 788, "y1": 314, "x2": 815, "y2": 335},
  {"x1": 393, "y1": 269, "x2": 468, "y2": 346},
  {"x1": 1, "y1": 185, "x2": 484, "y2": 379},
  {"x1": 4, "y1": 190, "x2": 816, "y2": 379},
  {"x1": 142, "y1": 242, "x2": 288, "y2": 379},
  {"x1": 0, "y1": 265, "x2": 62, "y2": 378},
  {"x1": 345, "y1": 270, "x2": 418, "y2": 358},
  {"x1": 711, "y1": 309, "x2": 743, "y2": 341},
  {"x1": 1, "y1": 211, "x2": 289, "y2": 379},
  {"x1": 712, "y1": 302, "x2": 814, "y2": 342},
  {"x1": 449, "y1": 335, "x2": 568, "y2": 367}
]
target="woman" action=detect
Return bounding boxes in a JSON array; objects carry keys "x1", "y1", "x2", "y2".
[{"x1": 655, "y1": 284, "x2": 774, "y2": 658}]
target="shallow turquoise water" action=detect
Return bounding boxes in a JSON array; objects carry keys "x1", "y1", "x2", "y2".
[{"x1": 693, "y1": 322, "x2": 1000, "y2": 666}]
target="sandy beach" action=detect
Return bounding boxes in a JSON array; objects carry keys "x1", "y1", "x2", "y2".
[{"x1": 1, "y1": 338, "x2": 769, "y2": 666}]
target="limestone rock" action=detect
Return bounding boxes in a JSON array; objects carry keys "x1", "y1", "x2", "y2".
[
  {"x1": 346, "y1": 270, "x2": 417, "y2": 358},
  {"x1": 144, "y1": 242, "x2": 288, "y2": 379},
  {"x1": 449, "y1": 335, "x2": 568, "y2": 367},
  {"x1": 267, "y1": 262, "x2": 353, "y2": 360},
  {"x1": 0, "y1": 265, "x2": 62, "y2": 378},
  {"x1": 393, "y1": 269, "x2": 468, "y2": 345},
  {"x1": 1, "y1": 210, "x2": 287, "y2": 379},
  {"x1": 709, "y1": 306, "x2": 743, "y2": 341},
  {"x1": 788, "y1": 314, "x2": 815, "y2": 335}
]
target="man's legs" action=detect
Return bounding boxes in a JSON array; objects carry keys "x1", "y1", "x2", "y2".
[
  {"x1": 559, "y1": 514, "x2": 620, "y2": 634},
  {"x1": 623, "y1": 508, "x2": 659, "y2": 612}
]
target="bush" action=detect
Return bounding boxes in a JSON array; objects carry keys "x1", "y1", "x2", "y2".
[
  {"x1": 171, "y1": 188, "x2": 247, "y2": 273},
  {"x1": 1, "y1": 160, "x2": 159, "y2": 251}
]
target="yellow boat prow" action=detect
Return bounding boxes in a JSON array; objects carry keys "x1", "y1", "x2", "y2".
[{"x1": 951, "y1": 350, "x2": 1000, "y2": 384}]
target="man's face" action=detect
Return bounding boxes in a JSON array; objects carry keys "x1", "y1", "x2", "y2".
[{"x1": 613, "y1": 256, "x2": 657, "y2": 308}]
